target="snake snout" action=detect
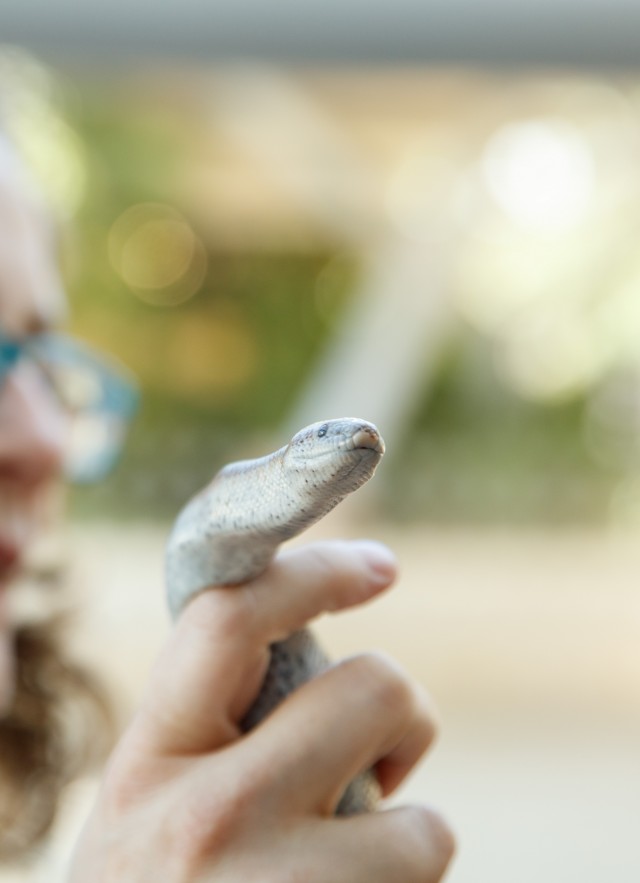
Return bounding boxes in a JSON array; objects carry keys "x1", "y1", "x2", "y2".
[{"x1": 350, "y1": 424, "x2": 385, "y2": 455}]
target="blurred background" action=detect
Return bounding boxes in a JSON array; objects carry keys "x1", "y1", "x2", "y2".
[{"x1": 2, "y1": 2, "x2": 640, "y2": 880}]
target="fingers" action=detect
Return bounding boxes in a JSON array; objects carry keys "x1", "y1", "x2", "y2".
[
  {"x1": 127, "y1": 540, "x2": 398, "y2": 758},
  {"x1": 247, "y1": 539, "x2": 398, "y2": 642},
  {"x1": 237, "y1": 651, "x2": 438, "y2": 815},
  {"x1": 301, "y1": 806, "x2": 455, "y2": 883}
]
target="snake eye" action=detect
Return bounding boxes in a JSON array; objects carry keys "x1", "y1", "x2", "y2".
[{"x1": 317, "y1": 424, "x2": 328, "y2": 438}]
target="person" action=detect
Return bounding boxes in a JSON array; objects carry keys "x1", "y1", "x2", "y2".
[{"x1": 0, "y1": 135, "x2": 455, "y2": 881}]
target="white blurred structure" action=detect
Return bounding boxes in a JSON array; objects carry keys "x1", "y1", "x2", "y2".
[{"x1": 210, "y1": 69, "x2": 457, "y2": 449}]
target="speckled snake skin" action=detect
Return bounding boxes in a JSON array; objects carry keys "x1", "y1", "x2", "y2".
[{"x1": 165, "y1": 417, "x2": 385, "y2": 814}]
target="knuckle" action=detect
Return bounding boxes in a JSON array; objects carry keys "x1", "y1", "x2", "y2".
[
  {"x1": 286, "y1": 544, "x2": 350, "y2": 611},
  {"x1": 303, "y1": 542, "x2": 344, "y2": 583},
  {"x1": 183, "y1": 587, "x2": 254, "y2": 639},
  {"x1": 347, "y1": 651, "x2": 416, "y2": 717},
  {"x1": 402, "y1": 805, "x2": 457, "y2": 874},
  {"x1": 301, "y1": 539, "x2": 358, "y2": 579}
]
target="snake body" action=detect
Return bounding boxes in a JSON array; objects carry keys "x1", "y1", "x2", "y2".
[{"x1": 165, "y1": 417, "x2": 385, "y2": 814}]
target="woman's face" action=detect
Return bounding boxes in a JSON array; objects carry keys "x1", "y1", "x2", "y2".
[{"x1": 0, "y1": 153, "x2": 67, "y2": 710}]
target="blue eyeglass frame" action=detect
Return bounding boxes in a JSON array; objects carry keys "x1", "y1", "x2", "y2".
[
  {"x1": 0, "y1": 326, "x2": 139, "y2": 482},
  {"x1": 0, "y1": 331, "x2": 21, "y2": 381}
]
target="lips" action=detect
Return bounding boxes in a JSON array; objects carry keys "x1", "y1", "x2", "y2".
[
  {"x1": 0, "y1": 503, "x2": 32, "y2": 586},
  {"x1": 0, "y1": 538, "x2": 19, "y2": 583},
  {"x1": 0, "y1": 534, "x2": 26, "y2": 630}
]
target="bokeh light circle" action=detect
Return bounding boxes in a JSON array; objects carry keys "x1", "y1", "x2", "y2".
[{"x1": 109, "y1": 202, "x2": 207, "y2": 306}]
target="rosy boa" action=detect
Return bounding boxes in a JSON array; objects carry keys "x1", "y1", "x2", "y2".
[{"x1": 165, "y1": 417, "x2": 385, "y2": 814}]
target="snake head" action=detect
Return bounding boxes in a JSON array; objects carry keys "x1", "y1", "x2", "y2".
[{"x1": 284, "y1": 417, "x2": 385, "y2": 502}]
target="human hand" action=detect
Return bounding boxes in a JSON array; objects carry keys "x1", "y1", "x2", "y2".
[{"x1": 69, "y1": 540, "x2": 454, "y2": 882}]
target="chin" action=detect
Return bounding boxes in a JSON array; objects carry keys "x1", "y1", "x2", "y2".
[{"x1": 0, "y1": 571, "x2": 16, "y2": 712}]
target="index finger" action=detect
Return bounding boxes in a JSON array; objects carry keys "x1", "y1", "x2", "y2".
[{"x1": 125, "y1": 540, "x2": 398, "y2": 759}]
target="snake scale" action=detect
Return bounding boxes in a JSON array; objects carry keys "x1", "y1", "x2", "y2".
[{"x1": 165, "y1": 417, "x2": 385, "y2": 814}]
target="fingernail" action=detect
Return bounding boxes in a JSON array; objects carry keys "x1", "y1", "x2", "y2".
[{"x1": 353, "y1": 540, "x2": 398, "y2": 583}]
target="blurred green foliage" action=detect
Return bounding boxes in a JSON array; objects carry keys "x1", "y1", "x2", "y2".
[
  {"x1": 69, "y1": 248, "x2": 355, "y2": 520},
  {"x1": 63, "y1": 97, "x2": 356, "y2": 518},
  {"x1": 60, "y1": 84, "x2": 623, "y2": 526},
  {"x1": 387, "y1": 331, "x2": 615, "y2": 524}
]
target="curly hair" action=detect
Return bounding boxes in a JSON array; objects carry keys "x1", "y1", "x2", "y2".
[{"x1": 0, "y1": 612, "x2": 114, "y2": 860}]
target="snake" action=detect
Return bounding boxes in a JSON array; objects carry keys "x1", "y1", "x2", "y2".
[{"x1": 165, "y1": 417, "x2": 385, "y2": 814}]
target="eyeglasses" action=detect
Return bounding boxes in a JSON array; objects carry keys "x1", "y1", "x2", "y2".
[{"x1": 0, "y1": 327, "x2": 138, "y2": 483}]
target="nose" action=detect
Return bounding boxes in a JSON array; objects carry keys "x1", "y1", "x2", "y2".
[{"x1": 0, "y1": 365, "x2": 67, "y2": 488}]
